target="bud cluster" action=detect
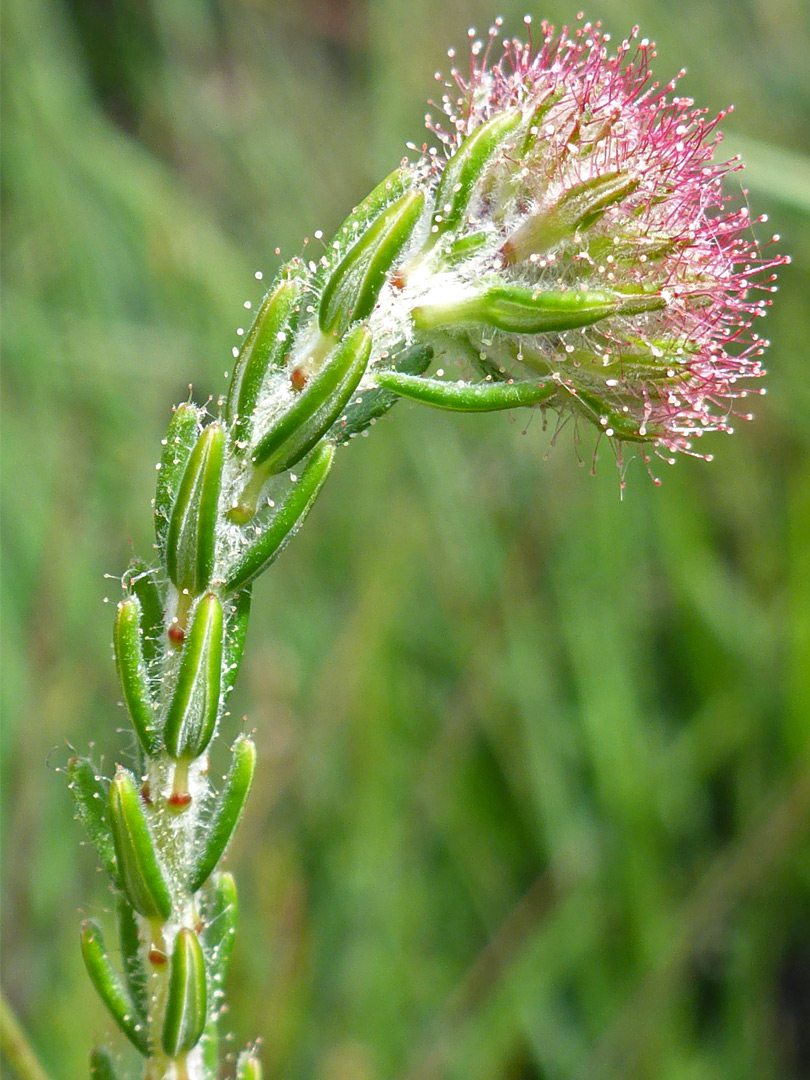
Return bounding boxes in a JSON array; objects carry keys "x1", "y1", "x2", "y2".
[{"x1": 69, "y1": 16, "x2": 785, "y2": 1080}]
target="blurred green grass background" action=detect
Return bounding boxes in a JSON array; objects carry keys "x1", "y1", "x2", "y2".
[{"x1": 2, "y1": 0, "x2": 810, "y2": 1077}]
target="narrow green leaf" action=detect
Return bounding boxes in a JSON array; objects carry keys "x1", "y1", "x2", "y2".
[
  {"x1": 81, "y1": 920, "x2": 150, "y2": 1056},
  {"x1": 162, "y1": 928, "x2": 208, "y2": 1058},
  {"x1": 116, "y1": 896, "x2": 148, "y2": 1024},
  {"x1": 166, "y1": 423, "x2": 225, "y2": 596},
  {"x1": 113, "y1": 596, "x2": 161, "y2": 756},
  {"x1": 319, "y1": 188, "x2": 425, "y2": 335},
  {"x1": 423, "y1": 108, "x2": 522, "y2": 250},
  {"x1": 375, "y1": 371, "x2": 559, "y2": 412},
  {"x1": 412, "y1": 285, "x2": 665, "y2": 335},
  {"x1": 251, "y1": 323, "x2": 372, "y2": 475},
  {"x1": 199, "y1": 872, "x2": 238, "y2": 989},
  {"x1": 190, "y1": 735, "x2": 257, "y2": 892},
  {"x1": 336, "y1": 343, "x2": 434, "y2": 441},
  {"x1": 89, "y1": 1048, "x2": 121, "y2": 1080},
  {"x1": 108, "y1": 768, "x2": 172, "y2": 922},
  {"x1": 224, "y1": 442, "x2": 335, "y2": 593},
  {"x1": 164, "y1": 593, "x2": 223, "y2": 761},
  {"x1": 68, "y1": 757, "x2": 118, "y2": 886},
  {"x1": 154, "y1": 404, "x2": 201, "y2": 559},
  {"x1": 236, "y1": 1049, "x2": 264, "y2": 1080},
  {"x1": 223, "y1": 586, "x2": 252, "y2": 701},
  {"x1": 226, "y1": 267, "x2": 306, "y2": 451}
]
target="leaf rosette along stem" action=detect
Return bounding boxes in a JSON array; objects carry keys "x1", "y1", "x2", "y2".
[{"x1": 68, "y1": 15, "x2": 786, "y2": 1079}]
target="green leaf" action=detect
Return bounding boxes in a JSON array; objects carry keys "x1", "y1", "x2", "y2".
[
  {"x1": 68, "y1": 757, "x2": 119, "y2": 886},
  {"x1": 319, "y1": 188, "x2": 425, "y2": 335},
  {"x1": 200, "y1": 1018, "x2": 220, "y2": 1080},
  {"x1": 166, "y1": 423, "x2": 225, "y2": 596},
  {"x1": 226, "y1": 265, "x2": 306, "y2": 452},
  {"x1": 224, "y1": 441, "x2": 335, "y2": 593},
  {"x1": 412, "y1": 285, "x2": 665, "y2": 335},
  {"x1": 113, "y1": 595, "x2": 161, "y2": 756},
  {"x1": 336, "y1": 342, "x2": 434, "y2": 441},
  {"x1": 154, "y1": 403, "x2": 201, "y2": 560},
  {"x1": 250, "y1": 323, "x2": 372, "y2": 476},
  {"x1": 375, "y1": 371, "x2": 559, "y2": 412},
  {"x1": 162, "y1": 928, "x2": 208, "y2": 1058},
  {"x1": 199, "y1": 872, "x2": 238, "y2": 989},
  {"x1": 108, "y1": 768, "x2": 173, "y2": 922},
  {"x1": 81, "y1": 920, "x2": 150, "y2": 1056},
  {"x1": 116, "y1": 896, "x2": 148, "y2": 1024},
  {"x1": 163, "y1": 593, "x2": 224, "y2": 761},
  {"x1": 190, "y1": 735, "x2": 257, "y2": 893}
]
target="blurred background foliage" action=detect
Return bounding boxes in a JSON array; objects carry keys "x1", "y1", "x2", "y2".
[{"x1": 2, "y1": 0, "x2": 810, "y2": 1077}]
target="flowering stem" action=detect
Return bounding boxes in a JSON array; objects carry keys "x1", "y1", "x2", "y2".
[{"x1": 68, "y1": 16, "x2": 784, "y2": 1079}]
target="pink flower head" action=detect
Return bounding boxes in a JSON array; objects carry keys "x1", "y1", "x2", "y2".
[{"x1": 408, "y1": 16, "x2": 788, "y2": 475}]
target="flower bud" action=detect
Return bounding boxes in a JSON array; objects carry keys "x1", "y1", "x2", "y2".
[
  {"x1": 166, "y1": 423, "x2": 224, "y2": 596},
  {"x1": 163, "y1": 593, "x2": 223, "y2": 761},
  {"x1": 154, "y1": 403, "x2": 201, "y2": 559},
  {"x1": 108, "y1": 768, "x2": 173, "y2": 922},
  {"x1": 398, "y1": 19, "x2": 787, "y2": 464},
  {"x1": 422, "y1": 108, "x2": 522, "y2": 252},
  {"x1": 225, "y1": 441, "x2": 334, "y2": 593},
  {"x1": 114, "y1": 595, "x2": 161, "y2": 756},
  {"x1": 250, "y1": 324, "x2": 371, "y2": 476},
  {"x1": 226, "y1": 265, "x2": 305, "y2": 452},
  {"x1": 412, "y1": 286, "x2": 664, "y2": 335},
  {"x1": 190, "y1": 735, "x2": 257, "y2": 892},
  {"x1": 319, "y1": 188, "x2": 425, "y2": 336},
  {"x1": 81, "y1": 919, "x2": 150, "y2": 1055},
  {"x1": 162, "y1": 927, "x2": 208, "y2": 1058}
]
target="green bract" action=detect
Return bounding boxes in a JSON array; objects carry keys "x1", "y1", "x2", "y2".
[
  {"x1": 68, "y1": 757, "x2": 119, "y2": 886},
  {"x1": 190, "y1": 735, "x2": 257, "y2": 892},
  {"x1": 412, "y1": 285, "x2": 666, "y2": 335},
  {"x1": 319, "y1": 188, "x2": 424, "y2": 335},
  {"x1": 108, "y1": 769, "x2": 172, "y2": 922},
  {"x1": 250, "y1": 322, "x2": 372, "y2": 476},
  {"x1": 226, "y1": 266, "x2": 305, "y2": 451},
  {"x1": 154, "y1": 403, "x2": 200, "y2": 560},
  {"x1": 81, "y1": 920, "x2": 150, "y2": 1055},
  {"x1": 114, "y1": 595, "x2": 161, "y2": 756},
  {"x1": 422, "y1": 108, "x2": 522, "y2": 251},
  {"x1": 166, "y1": 423, "x2": 225, "y2": 596},
  {"x1": 162, "y1": 928, "x2": 208, "y2": 1058},
  {"x1": 376, "y1": 371, "x2": 558, "y2": 412},
  {"x1": 225, "y1": 441, "x2": 335, "y2": 592},
  {"x1": 163, "y1": 593, "x2": 224, "y2": 761}
]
